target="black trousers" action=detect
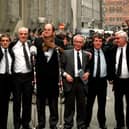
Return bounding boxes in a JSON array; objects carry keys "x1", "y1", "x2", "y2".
[
  {"x1": 85, "y1": 77, "x2": 107, "y2": 128},
  {"x1": 36, "y1": 79, "x2": 59, "y2": 128},
  {"x1": 12, "y1": 73, "x2": 33, "y2": 129},
  {"x1": 113, "y1": 78, "x2": 129, "y2": 128},
  {"x1": 0, "y1": 74, "x2": 12, "y2": 129},
  {"x1": 64, "y1": 78, "x2": 87, "y2": 129},
  {"x1": 36, "y1": 94, "x2": 58, "y2": 128}
]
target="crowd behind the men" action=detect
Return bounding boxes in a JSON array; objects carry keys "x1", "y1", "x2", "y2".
[{"x1": 0, "y1": 23, "x2": 129, "y2": 129}]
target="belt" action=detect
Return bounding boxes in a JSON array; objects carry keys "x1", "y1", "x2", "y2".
[
  {"x1": 0, "y1": 73, "x2": 12, "y2": 77},
  {"x1": 92, "y1": 76, "x2": 106, "y2": 80},
  {"x1": 116, "y1": 77, "x2": 129, "y2": 80},
  {"x1": 13, "y1": 72, "x2": 32, "y2": 77},
  {"x1": 74, "y1": 77, "x2": 81, "y2": 81}
]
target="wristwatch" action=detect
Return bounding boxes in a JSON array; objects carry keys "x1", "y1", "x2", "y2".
[{"x1": 63, "y1": 72, "x2": 67, "y2": 77}]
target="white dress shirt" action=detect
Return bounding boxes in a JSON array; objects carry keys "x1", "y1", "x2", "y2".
[
  {"x1": 44, "y1": 48, "x2": 54, "y2": 62},
  {"x1": 0, "y1": 47, "x2": 12, "y2": 74},
  {"x1": 74, "y1": 49, "x2": 82, "y2": 77},
  {"x1": 116, "y1": 44, "x2": 129, "y2": 78},
  {"x1": 12, "y1": 41, "x2": 31, "y2": 73},
  {"x1": 93, "y1": 48, "x2": 107, "y2": 78}
]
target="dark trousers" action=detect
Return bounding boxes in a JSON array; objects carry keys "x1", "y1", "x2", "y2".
[
  {"x1": 113, "y1": 78, "x2": 129, "y2": 128},
  {"x1": 36, "y1": 94, "x2": 58, "y2": 128},
  {"x1": 85, "y1": 77, "x2": 107, "y2": 128},
  {"x1": 64, "y1": 78, "x2": 87, "y2": 129},
  {"x1": 12, "y1": 73, "x2": 33, "y2": 129},
  {"x1": 0, "y1": 74, "x2": 12, "y2": 129}
]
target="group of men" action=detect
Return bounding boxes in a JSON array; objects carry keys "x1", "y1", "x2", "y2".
[{"x1": 0, "y1": 23, "x2": 129, "y2": 129}]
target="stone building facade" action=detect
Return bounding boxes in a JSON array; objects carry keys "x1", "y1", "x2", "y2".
[
  {"x1": 0, "y1": 0, "x2": 72, "y2": 35},
  {"x1": 76, "y1": 0, "x2": 103, "y2": 30},
  {"x1": 104, "y1": 0, "x2": 129, "y2": 30},
  {"x1": 0, "y1": 0, "x2": 103, "y2": 35}
]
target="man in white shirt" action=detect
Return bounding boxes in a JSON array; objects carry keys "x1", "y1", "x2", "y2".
[
  {"x1": 110, "y1": 30, "x2": 129, "y2": 129},
  {"x1": 10, "y1": 27, "x2": 33, "y2": 129},
  {"x1": 0, "y1": 34, "x2": 13, "y2": 129}
]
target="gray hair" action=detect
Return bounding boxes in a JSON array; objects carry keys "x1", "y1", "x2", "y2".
[
  {"x1": 73, "y1": 34, "x2": 85, "y2": 43},
  {"x1": 115, "y1": 30, "x2": 128, "y2": 41},
  {"x1": 18, "y1": 27, "x2": 28, "y2": 33}
]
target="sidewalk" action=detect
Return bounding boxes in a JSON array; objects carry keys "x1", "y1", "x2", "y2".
[{"x1": 8, "y1": 84, "x2": 116, "y2": 129}]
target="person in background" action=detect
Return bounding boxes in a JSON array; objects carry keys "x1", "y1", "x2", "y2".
[
  {"x1": 10, "y1": 27, "x2": 33, "y2": 129},
  {"x1": 0, "y1": 34, "x2": 13, "y2": 129},
  {"x1": 61, "y1": 34, "x2": 90, "y2": 129},
  {"x1": 56, "y1": 30, "x2": 73, "y2": 50}
]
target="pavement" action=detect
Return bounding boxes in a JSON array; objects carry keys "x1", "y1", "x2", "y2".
[{"x1": 7, "y1": 83, "x2": 124, "y2": 129}]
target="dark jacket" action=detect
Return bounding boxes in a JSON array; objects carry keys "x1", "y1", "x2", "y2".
[
  {"x1": 87, "y1": 47, "x2": 111, "y2": 81},
  {"x1": 0, "y1": 46, "x2": 14, "y2": 74},
  {"x1": 34, "y1": 39, "x2": 61, "y2": 96},
  {"x1": 108, "y1": 43, "x2": 129, "y2": 81},
  {"x1": 9, "y1": 40, "x2": 32, "y2": 73},
  {"x1": 61, "y1": 49, "x2": 90, "y2": 93}
]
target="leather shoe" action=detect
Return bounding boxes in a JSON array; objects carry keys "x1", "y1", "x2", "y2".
[
  {"x1": 100, "y1": 127, "x2": 107, "y2": 129},
  {"x1": 63, "y1": 128, "x2": 71, "y2": 129},
  {"x1": 22, "y1": 126, "x2": 32, "y2": 129},
  {"x1": 78, "y1": 128, "x2": 86, "y2": 129},
  {"x1": 100, "y1": 125, "x2": 107, "y2": 129},
  {"x1": 50, "y1": 126, "x2": 58, "y2": 129},
  {"x1": 36, "y1": 125, "x2": 44, "y2": 129},
  {"x1": 114, "y1": 127, "x2": 125, "y2": 129},
  {"x1": 22, "y1": 127, "x2": 32, "y2": 129}
]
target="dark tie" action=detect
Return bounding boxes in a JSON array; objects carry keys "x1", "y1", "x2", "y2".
[
  {"x1": 117, "y1": 48, "x2": 123, "y2": 76},
  {"x1": 77, "y1": 52, "x2": 81, "y2": 70},
  {"x1": 23, "y1": 43, "x2": 31, "y2": 69},
  {"x1": 5, "y1": 49, "x2": 9, "y2": 74},
  {"x1": 96, "y1": 50, "x2": 100, "y2": 77}
]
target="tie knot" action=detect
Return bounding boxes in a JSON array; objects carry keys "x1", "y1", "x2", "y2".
[
  {"x1": 5, "y1": 48, "x2": 7, "y2": 52},
  {"x1": 22, "y1": 43, "x2": 25, "y2": 46}
]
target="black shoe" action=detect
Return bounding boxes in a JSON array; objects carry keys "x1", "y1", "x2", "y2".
[
  {"x1": 78, "y1": 127, "x2": 86, "y2": 129},
  {"x1": 114, "y1": 127, "x2": 125, "y2": 129},
  {"x1": 100, "y1": 125, "x2": 107, "y2": 129},
  {"x1": 100, "y1": 127, "x2": 107, "y2": 129},
  {"x1": 22, "y1": 125, "x2": 32, "y2": 129},
  {"x1": 14, "y1": 120, "x2": 21, "y2": 129},
  {"x1": 22, "y1": 127, "x2": 32, "y2": 129},
  {"x1": 50, "y1": 126, "x2": 58, "y2": 129},
  {"x1": 14, "y1": 125, "x2": 21, "y2": 129},
  {"x1": 78, "y1": 125, "x2": 87, "y2": 129},
  {"x1": 36, "y1": 125, "x2": 45, "y2": 129}
]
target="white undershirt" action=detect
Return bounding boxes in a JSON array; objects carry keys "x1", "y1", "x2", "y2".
[{"x1": 44, "y1": 48, "x2": 54, "y2": 62}]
